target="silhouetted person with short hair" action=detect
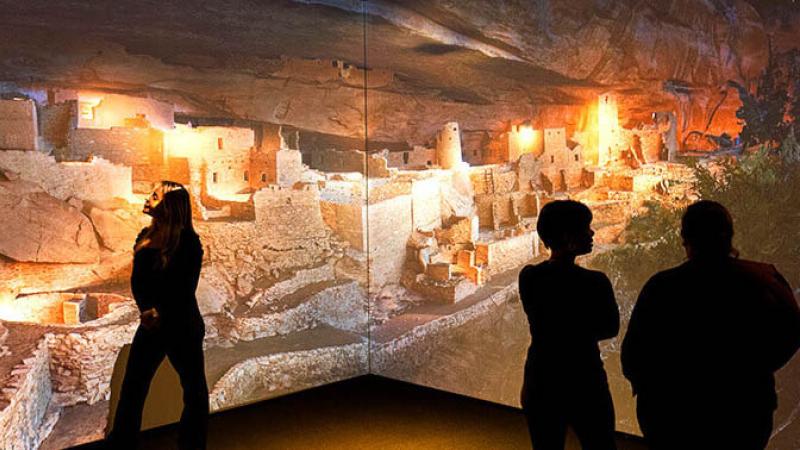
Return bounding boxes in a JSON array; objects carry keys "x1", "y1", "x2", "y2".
[
  {"x1": 519, "y1": 200, "x2": 619, "y2": 450},
  {"x1": 622, "y1": 200, "x2": 800, "y2": 450},
  {"x1": 107, "y1": 181, "x2": 209, "y2": 450}
]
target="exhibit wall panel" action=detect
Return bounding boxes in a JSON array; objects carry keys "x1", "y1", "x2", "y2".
[
  {"x1": 362, "y1": 2, "x2": 800, "y2": 449},
  {"x1": 0, "y1": 1, "x2": 370, "y2": 448}
]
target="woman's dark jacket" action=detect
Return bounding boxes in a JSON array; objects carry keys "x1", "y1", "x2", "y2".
[{"x1": 131, "y1": 227, "x2": 204, "y2": 330}]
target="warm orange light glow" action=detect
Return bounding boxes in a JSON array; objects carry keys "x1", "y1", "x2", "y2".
[
  {"x1": 518, "y1": 125, "x2": 535, "y2": 149},
  {"x1": 598, "y1": 93, "x2": 619, "y2": 167},
  {"x1": 75, "y1": 92, "x2": 175, "y2": 130},
  {"x1": 0, "y1": 299, "x2": 27, "y2": 322},
  {"x1": 507, "y1": 122, "x2": 540, "y2": 161},
  {"x1": 0, "y1": 294, "x2": 94, "y2": 325},
  {"x1": 78, "y1": 97, "x2": 102, "y2": 120},
  {"x1": 164, "y1": 124, "x2": 202, "y2": 157}
]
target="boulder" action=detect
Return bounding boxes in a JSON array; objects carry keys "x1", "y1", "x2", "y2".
[
  {"x1": 196, "y1": 276, "x2": 229, "y2": 316},
  {"x1": 0, "y1": 181, "x2": 99, "y2": 263},
  {"x1": 89, "y1": 207, "x2": 147, "y2": 253}
]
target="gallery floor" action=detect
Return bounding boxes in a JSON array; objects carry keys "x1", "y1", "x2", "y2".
[{"x1": 74, "y1": 375, "x2": 648, "y2": 450}]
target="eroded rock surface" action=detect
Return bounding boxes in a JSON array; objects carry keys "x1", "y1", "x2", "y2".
[
  {"x1": 0, "y1": 181, "x2": 99, "y2": 264},
  {"x1": 0, "y1": 0, "x2": 796, "y2": 146}
]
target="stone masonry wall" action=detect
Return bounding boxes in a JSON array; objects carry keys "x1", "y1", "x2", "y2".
[
  {"x1": 320, "y1": 200, "x2": 366, "y2": 251},
  {"x1": 45, "y1": 304, "x2": 139, "y2": 407},
  {"x1": 209, "y1": 343, "x2": 368, "y2": 411},
  {"x1": 0, "y1": 339, "x2": 56, "y2": 450},
  {"x1": 196, "y1": 220, "x2": 336, "y2": 311},
  {"x1": 234, "y1": 281, "x2": 367, "y2": 341},
  {"x1": 253, "y1": 185, "x2": 329, "y2": 250},
  {"x1": 0, "y1": 151, "x2": 132, "y2": 202},
  {"x1": 275, "y1": 149, "x2": 304, "y2": 187},
  {"x1": 246, "y1": 263, "x2": 336, "y2": 309},
  {"x1": 310, "y1": 148, "x2": 364, "y2": 173},
  {"x1": 368, "y1": 195, "x2": 413, "y2": 288},
  {"x1": 318, "y1": 178, "x2": 366, "y2": 251},
  {"x1": 0, "y1": 99, "x2": 38, "y2": 151},
  {"x1": 67, "y1": 127, "x2": 164, "y2": 184},
  {"x1": 249, "y1": 149, "x2": 276, "y2": 188},
  {"x1": 371, "y1": 282, "x2": 519, "y2": 373},
  {"x1": 385, "y1": 146, "x2": 436, "y2": 169},
  {"x1": 39, "y1": 101, "x2": 74, "y2": 151},
  {"x1": 478, "y1": 232, "x2": 535, "y2": 277},
  {"x1": 410, "y1": 178, "x2": 442, "y2": 231}
]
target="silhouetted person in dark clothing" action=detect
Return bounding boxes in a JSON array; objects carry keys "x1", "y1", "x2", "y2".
[
  {"x1": 519, "y1": 200, "x2": 619, "y2": 450},
  {"x1": 107, "y1": 181, "x2": 209, "y2": 450},
  {"x1": 622, "y1": 200, "x2": 800, "y2": 450}
]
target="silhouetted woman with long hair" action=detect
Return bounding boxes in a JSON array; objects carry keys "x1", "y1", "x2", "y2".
[
  {"x1": 108, "y1": 180, "x2": 208, "y2": 450},
  {"x1": 519, "y1": 200, "x2": 619, "y2": 450}
]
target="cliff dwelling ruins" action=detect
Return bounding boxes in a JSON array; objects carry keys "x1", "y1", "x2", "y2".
[{"x1": 0, "y1": 0, "x2": 798, "y2": 448}]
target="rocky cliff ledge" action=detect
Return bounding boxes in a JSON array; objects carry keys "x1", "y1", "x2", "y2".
[{"x1": 0, "y1": 0, "x2": 797, "y2": 145}]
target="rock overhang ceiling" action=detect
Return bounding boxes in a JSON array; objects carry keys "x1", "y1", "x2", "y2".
[{"x1": 0, "y1": 0, "x2": 798, "y2": 143}]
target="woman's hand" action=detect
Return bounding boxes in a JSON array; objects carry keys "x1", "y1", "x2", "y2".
[{"x1": 140, "y1": 307, "x2": 161, "y2": 330}]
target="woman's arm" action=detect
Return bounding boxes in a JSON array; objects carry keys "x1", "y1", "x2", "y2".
[{"x1": 130, "y1": 227, "x2": 157, "y2": 312}]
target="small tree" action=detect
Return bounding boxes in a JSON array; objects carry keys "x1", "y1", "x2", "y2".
[
  {"x1": 592, "y1": 201, "x2": 684, "y2": 299},
  {"x1": 730, "y1": 75, "x2": 788, "y2": 147},
  {"x1": 596, "y1": 148, "x2": 800, "y2": 305},
  {"x1": 693, "y1": 148, "x2": 800, "y2": 286},
  {"x1": 730, "y1": 48, "x2": 799, "y2": 147}
]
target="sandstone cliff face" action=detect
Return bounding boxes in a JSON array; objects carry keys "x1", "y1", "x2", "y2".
[
  {"x1": 360, "y1": 0, "x2": 789, "y2": 141},
  {"x1": 0, "y1": 0, "x2": 796, "y2": 147},
  {"x1": 400, "y1": 0, "x2": 771, "y2": 84}
]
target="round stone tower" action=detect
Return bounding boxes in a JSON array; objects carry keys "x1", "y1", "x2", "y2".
[{"x1": 436, "y1": 121, "x2": 463, "y2": 169}]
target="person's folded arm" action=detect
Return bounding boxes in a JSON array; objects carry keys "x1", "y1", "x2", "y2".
[
  {"x1": 594, "y1": 273, "x2": 620, "y2": 341},
  {"x1": 130, "y1": 228, "x2": 157, "y2": 313},
  {"x1": 518, "y1": 265, "x2": 536, "y2": 326},
  {"x1": 621, "y1": 276, "x2": 659, "y2": 395}
]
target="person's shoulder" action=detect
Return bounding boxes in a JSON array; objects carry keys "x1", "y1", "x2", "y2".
[
  {"x1": 645, "y1": 262, "x2": 689, "y2": 287},
  {"x1": 575, "y1": 267, "x2": 618, "y2": 292},
  {"x1": 578, "y1": 266, "x2": 610, "y2": 281},
  {"x1": 519, "y1": 261, "x2": 549, "y2": 277},
  {"x1": 731, "y1": 258, "x2": 774, "y2": 275},
  {"x1": 519, "y1": 262, "x2": 551, "y2": 287},
  {"x1": 730, "y1": 258, "x2": 791, "y2": 290}
]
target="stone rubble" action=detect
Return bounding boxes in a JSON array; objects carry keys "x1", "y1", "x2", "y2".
[{"x1": 209, "y1": 342, "x2": 368, "y2": 411}]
